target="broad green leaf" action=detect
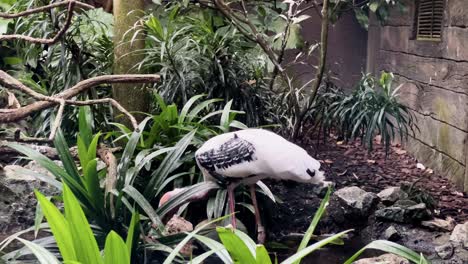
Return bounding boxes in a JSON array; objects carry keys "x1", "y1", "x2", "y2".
[
  {"x1": 79, "y1": 106, "x2": 93, "y2": 148},
  {"x1": 16, "y1": 237, "x2": 61, "y2": 264},
  {"x1": 35, "y1": 190, "x2": 77, "y2": 262},
  {"x1": 63, "y1": 184, "x2": 102, "y2": 264},
  {"x1": 104, "y1": 231, "x2": 130, "y2": 264},
  {"x1": 217, "y1": 226, "x2": 256, "y2": 264},
  {"x1": 256, "y1": 245, "x2": 272, "y2": 264}
]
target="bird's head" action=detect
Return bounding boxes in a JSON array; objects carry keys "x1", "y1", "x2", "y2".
[{"x1": 305, "y1": 168, "x2": 326, "y2": 184}]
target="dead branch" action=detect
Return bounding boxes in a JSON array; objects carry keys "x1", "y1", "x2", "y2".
[
  {"x1": 0, "y1": 70, "x2": 161, "y2": 128},
  {"x1": 0, "y1": 0, "x2": 93, "y2": 18},
  {"x1": 0, "y1": 1, "x2": 94, "y2": 45},
  {"x1": 98, "y1": 145, "x2": 117, "y2": 217}
]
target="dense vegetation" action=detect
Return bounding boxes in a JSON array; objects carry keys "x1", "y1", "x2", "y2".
[{"x1": 0, "y1": 0, "x2": 424, "y2": 263}]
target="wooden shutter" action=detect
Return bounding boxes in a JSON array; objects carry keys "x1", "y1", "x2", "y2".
[{"x1": 416, "y1": 0, "x2": 444, "y2": 41}]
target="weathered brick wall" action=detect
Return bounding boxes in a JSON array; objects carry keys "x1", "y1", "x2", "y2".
[{"x1": 368, "y1": 0, "x2": 468, "y2": 191}]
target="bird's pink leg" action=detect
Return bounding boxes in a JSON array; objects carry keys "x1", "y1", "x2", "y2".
[
  {"x1": 227, "y1": 183, "x2": 237, "y2": 229},
  {"x1": 250, "y1": 185, "x2": 266, "y2": 244}
]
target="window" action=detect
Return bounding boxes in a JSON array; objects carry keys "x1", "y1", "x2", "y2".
[{"x1": 415, "y1": 0, "x2": 444, "y2": 41}]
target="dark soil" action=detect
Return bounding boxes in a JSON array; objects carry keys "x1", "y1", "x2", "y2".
[{"x1": 265, "y1": 135, "x2": 468, "y2": 239}]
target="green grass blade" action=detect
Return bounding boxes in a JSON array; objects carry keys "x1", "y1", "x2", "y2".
[
  {"x1": 126, "y1": 211, "x2": 140, "y2": 260},
  {"x1": 156, "y1": 182, "x2": 219, "y2": 218},
  {"x1": 282, "y1": 230, "x2": 352, "y2": 264},
  {"x1": 123, "y1": 185, "x2": 164, "y2": 230},
  {"x1": 7, "y1": 143, "x2": 85, "y2": 195},
  {"x1": 54, "y1": 128, "x2": 81, "y2": 181},
  {"x1": 193, "y1": 234, "x2": 232, "y2": 264},
  {"x1": 16, "y1": 237, "x2": 61, "y2": 264},
  {"x1": 63, "y1": 184, "x2": 103, "y2": 264},
  {"x1": 35, "y1": 190, "x2": 77, "y2": 262},
  {"x1": 295, "y1": 186, "x2": 332, "y2": 262},
  {"x1": 104, "y1": 231, "x2": 130, "y2": 264},
  {"x1": 179, "y1": 94, "x2": 205, "y2": 124},
  {"x1": 163, "y1": 216, "x2": 230, "y2": 264},
  {"x1": 143, "y1": 130, "x2": 196, "y2": 198},
  {"x1": 344, "y1": 240, "x2": 429, "y2": 264},
  {"x1": 187, "y1": 98, "x2": 223, "y2": 122},
  {"x1": 191, "y1": 249, "x2": 217, "y2": 264}
]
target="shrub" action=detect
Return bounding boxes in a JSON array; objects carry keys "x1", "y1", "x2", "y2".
[{"x1": 315, "y1": 72, "x2": 417, "y2": 154}]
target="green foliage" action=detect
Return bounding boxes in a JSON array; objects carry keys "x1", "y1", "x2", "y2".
[
  {"x1": 317, "y1": 72, "x2": 417, "y2": 154},
  {"x1": 20, "y1": 183, "x2": 133, "y2": 264},
  {"x1": 136, "y1": 5, "x2": 275, "y2": 126},
  {"x1": 1, "y1": 0, "x2": 114, "y2": 139}
]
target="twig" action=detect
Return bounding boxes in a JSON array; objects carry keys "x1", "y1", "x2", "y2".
[
  {"x1": 0, "y1": 0, "x2": 93, "y2": 18},
  {"x1": 48, "y1": 100, "x2": 66, "y2": 140},
  {"x1": 0, "y1": 1, "x2": 94, "y2": 44},
  {"x1": 0, "y1": 70, "x2": 161, "y2": 128},
  {"x1": 98, "y1": 145, "x2": 118, "y2": 217}
]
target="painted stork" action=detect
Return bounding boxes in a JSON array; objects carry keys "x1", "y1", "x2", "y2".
[{"x1": 160, "y1": 129, "x2": 330, "y2": 243}]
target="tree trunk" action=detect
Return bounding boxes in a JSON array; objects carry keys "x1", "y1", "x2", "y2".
[{"x1": 112, "y1": 0, "x2": 149, "y2": 125}]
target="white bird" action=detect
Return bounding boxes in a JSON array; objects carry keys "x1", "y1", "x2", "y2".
[{"x1": 160, "y1": 128, "x2": 330, "y2": 243}]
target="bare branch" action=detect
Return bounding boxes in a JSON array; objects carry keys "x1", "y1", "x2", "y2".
[
  {"x1": 0, "y1": 0, "x2": 93, "y2": 19},
  {"x1": 49, "y1": 100, "x2": 66, "y2": 140},
  {"x1": 0, "y1": 1, "x2": 94, "y2": 44},
  {"x1": 0, "y1": 70, "x2": 161, "y2": 127}
]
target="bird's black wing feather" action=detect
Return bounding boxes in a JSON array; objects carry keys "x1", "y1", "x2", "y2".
[{"x1": 196, "y1": 134, "x2": 257, "y2": 173}]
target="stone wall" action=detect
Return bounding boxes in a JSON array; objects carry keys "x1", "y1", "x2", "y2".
[{"x1": 367, "y1": 0, "x2": 468, "y2": 191}]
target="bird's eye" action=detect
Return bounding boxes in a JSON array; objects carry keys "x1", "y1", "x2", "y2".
[{"x1": 306, "y1": 169, "x2": 315, "y2": 177}]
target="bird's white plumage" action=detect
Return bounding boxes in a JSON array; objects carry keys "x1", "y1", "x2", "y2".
[{"x1": 195, "y1": 129, "x2": 325, "y2": 184}]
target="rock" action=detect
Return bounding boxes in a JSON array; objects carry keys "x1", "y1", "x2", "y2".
[
  {"x1": 383, "y1": 226, "x2": 401, "y2": 241},
  {"x1": 334, "y1": 186, "x2": 379, "y2": 217},
  {"x1": 24, "y1": 160, "x2": 62, "y2": 178},
  {"x1": 375, "y1": 207, "x2": 406, "y2": 222},
  {"x1": 377, "y1": 187, "x2": 408, "y2": 205},
  {"x1": 164, "y1": 215, "x2": 193, "y2": 235},
  {"x1": 405, "y1": 203, "x2": 431, "y2": 222},
  {"x1": 375, "y1": 200, "x2": 430, "y2": 223},
  {"x1": 394, "y1": 199, "x2": 418, "y2": 208},
  {"x1": 450, "y1": 222, "x2": 468, "y2": 248},
  {"x1": 4, "y1": 165, "x2": 37, "y2": 181},
  {"x1": 352, "y1": 253, "x2": 410, "y2": 264},
  {"x1": 163, "y1": 215, "x2": 194, "y2": 256},
  {"x1": 421, "y1": 217, "x2": 456, "y2": 232},
  {"x1": 435, "y1": 243, "x2": 454, "y2": 260}
]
